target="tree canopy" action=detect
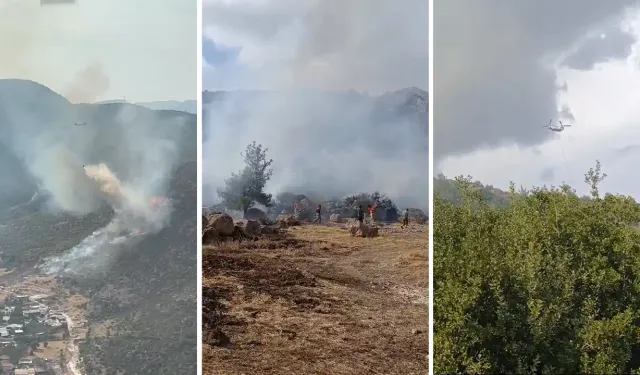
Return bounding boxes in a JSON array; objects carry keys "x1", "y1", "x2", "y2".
[
  {"x1": 434, "y1": 161, "x2": 640, "y2": 374},
  {"x1": 217, "y1": 141, "x2": 274, "y2": 213}
]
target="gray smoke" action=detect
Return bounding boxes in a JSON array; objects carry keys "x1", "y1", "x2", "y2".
[
  {"x1": 41, "y1": 162, "x2": 174, "y2": 275},
  {"x1": 203, "y1": 0, "x2": 429, "y2": 210},
  {"x1": 434, "y1": 0, "x2": 639, "y2": 161}
]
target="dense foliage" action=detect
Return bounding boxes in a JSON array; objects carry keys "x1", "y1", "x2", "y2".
[
  {"x1": 434, "y1": 172, "x2": 511, "y2": 208},
  {"x1": 434, "y1": 162, "x2": 640, "y2": 374},
  {"x1": 218, "y1": 141, "x2": 273, "y2": 213}
]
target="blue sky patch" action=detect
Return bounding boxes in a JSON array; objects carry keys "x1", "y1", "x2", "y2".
[{"x1": 202, "y1": 38, "x2": 240, "y2": 66}]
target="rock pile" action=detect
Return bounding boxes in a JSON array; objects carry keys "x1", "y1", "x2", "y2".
[
  {"x1": 347, "y1": 220, "x2": 379, "y2": 238},
  {"x1": 202, "y1": 213, "x2": 274, "y2": 244},
  {"x1": 275, "y1": 214, "x2": 301, "y2": 228}
]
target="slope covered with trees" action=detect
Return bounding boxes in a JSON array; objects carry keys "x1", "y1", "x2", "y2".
[{"x1": 434, "y1": 162, "x2": 640, "y2": 374}]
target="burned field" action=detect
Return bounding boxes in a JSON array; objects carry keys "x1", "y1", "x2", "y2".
[{"x1": 202, "y1": 223, "x2": 428, "y2": 375}]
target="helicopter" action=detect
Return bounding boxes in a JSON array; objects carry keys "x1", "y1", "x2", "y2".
[
  {"x1": 74, "y1": 122, "x2": 86, "y2": 126},
  {"x1": 542, "y1": 119, "x2": 572, "y2": 133}
]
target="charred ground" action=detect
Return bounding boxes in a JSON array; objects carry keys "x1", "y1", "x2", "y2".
[{"x1": 203, "y1": 223, "x2": 428, "y2": 375}]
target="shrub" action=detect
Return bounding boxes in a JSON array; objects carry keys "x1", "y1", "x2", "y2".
[{"x1": 434, "y1": 161, "x2": 640, "y2": 374}]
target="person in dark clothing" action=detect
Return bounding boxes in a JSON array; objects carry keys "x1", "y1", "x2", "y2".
[
  {"x1": 401, "y1": 208, "x2": 410, "y2": 229},
  {"x1": 356, "y1": 205, "x2": 364, "y2": 223},
  {"x1": 313, "y1": 204, "x2": 322, "y2": 224}
]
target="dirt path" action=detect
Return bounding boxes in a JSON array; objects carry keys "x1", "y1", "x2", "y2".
[
  {"x1": 62, "y1": 313, "x2": 82, "y2": 375},
  {"x1": 203, "y1": 223, "x2": 428, "y2": 375}
]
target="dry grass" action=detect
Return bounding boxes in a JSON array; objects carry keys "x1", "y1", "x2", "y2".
[
  {"x1": 203, "y1": 223, "x2": 428, "y2": 375},
  {"x1": 36, "y1": 340, "x2": 68, "y2": 361}
]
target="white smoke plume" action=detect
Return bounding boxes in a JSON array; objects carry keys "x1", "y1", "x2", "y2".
[
  {"x1": 0, "y1": 0, "x2": 193, "y2": 275},
  {"x1": 42, "y1": 163, "x2": 173, "y2": 275},
  {"x1": 202, "y1": 0, "x2": 429, "y2": 210}
]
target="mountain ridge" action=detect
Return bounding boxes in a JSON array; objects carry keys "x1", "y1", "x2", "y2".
[{"x1": 0, "y1": 78, "x2": 196, "y2": 374}]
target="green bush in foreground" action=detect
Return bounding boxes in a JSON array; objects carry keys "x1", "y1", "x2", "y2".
[{"x1": 434, "y1": 161, "x2": 640, "y2": 374}]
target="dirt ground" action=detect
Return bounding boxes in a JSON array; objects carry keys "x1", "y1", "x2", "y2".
[{"x1": 203, "y1": 222, "x2": 428, "y2": 375}]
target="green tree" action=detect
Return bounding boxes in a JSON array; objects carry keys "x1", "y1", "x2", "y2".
[
  {"x1": 217, "y1": 141, "x2": 274, "y2": 214},
  {"x1": 434, "y1": 161, "x2": 640, "y2": 374}
]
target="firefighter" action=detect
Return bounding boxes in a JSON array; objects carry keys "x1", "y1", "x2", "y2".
[
  {"x1": 401, "y1": 208, "x2": 410, "y2": 229},
  {"x1": 356, "y1": 205, "x2": 364, "y2": 223},
  {"x1": 313, "y1": 204, "x2": 322, "y2": 224}
]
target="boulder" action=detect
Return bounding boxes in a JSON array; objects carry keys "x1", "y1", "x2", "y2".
[
  {"x1": 276, "y1": 214, "x2": 300, "y2": 227},
  {"x1": 368, "y1": 226, "x2": 379, "y2": 237},
  {"x1": 231, "y1": 225, "x2": 245, "y2": 241},
  {"x1": 261, "y1": 225, "x2": 277, "y2": 235},
  {"x1": 237, "y1": 220, "x2": 261, "y2": 237},
  {"x1": 244, "y1": 208, "x2": 267, "y2": 222},
  {"x1": 202, "y1": 227, "x2": 219, "y2": 244},
  {"x1": 207, "y1": 214, "x2": 234, "y2": 236},
  {"x1": 348, "y1": 221, "x2": 379, "y2": 238},
  {"x1": 329, "y1": 213, "x2": 343, "y2": 223}
]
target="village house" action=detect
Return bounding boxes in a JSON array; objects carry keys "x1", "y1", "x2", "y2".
[
  {"x1": 0, "y1": 359, "x2": 13, "y2": 374},
  {"x1": 18, "y1": 358, "x2": 33, "y2": 367},
  {"x1": 14, "y1": 295, "x2": 30, "y2": 304},
  {"x1": 22, "y1": 309, "x2": 40, "y2": 319},
  {"x1": 6, "y1": 324, "x2": 23, "y2": 334}
]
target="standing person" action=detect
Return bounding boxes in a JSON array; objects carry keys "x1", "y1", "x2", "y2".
[
  {"x1": 313, "y1": 204, "x2": 322, "y2": 224},
  {"x1": 294, "y1": 202, "x2": 299, "y2": 215},
  {"x1": 401, "y1": 208, "x2": 410, "y2": 229},
  {"x1": 368, "y1": 204, "x2": 375, "y2": 223},
  {"x1": 356, "y1": 205, "x2": 364, "y2": 223}
]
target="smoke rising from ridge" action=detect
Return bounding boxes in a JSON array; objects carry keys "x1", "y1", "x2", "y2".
[
  {"x1": 0, "y1": 79, "x2": 186, "y2": 276},
  {"x1": 42, "y1": 162, "x2": 173, "y2": 275},
  {"x1": 203, "y1": 0, "x2": 429, "y2": 210}
]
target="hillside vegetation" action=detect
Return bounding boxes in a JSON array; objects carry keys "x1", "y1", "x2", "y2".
[{"x1": 434, "y1": 162, "x2": 640, "y2": 374}]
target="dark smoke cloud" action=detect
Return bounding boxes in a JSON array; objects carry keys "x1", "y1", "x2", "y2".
[{"x1": 434, "y1": 0, "x2": 639, "y2": 161}]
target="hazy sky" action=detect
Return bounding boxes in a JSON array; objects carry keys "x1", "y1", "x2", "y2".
[
  {"x1": 435, "y1": 0, "x2": 640, "y2": 198},
  {"x1": 203, "y1": 0, "x2": 428, "y2": 92},
  {"x1": 202, "y1": 0, "x2": 429, "y2": 209},
  {"x1": 0, "y1": 0, "x2": 196, "y2": 102}
]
